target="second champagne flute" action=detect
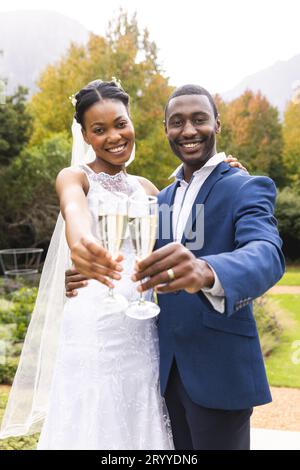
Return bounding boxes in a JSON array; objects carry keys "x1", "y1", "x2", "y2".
[
  {"x1": 97, "y1": 192, "x2": 128, "y2": 313},
  {"x1": 126, "y1": 194, "x2": 160, "y2": 320}
]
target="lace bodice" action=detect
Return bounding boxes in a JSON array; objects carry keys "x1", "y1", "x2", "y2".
[
  {"x1": 80, "y1": 163, "x2": 143, "y2": 195},
  {"x1": 80, "y1": 162, "x2": 145, "y2": 244}
]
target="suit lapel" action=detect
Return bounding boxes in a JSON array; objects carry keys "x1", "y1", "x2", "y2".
[
  {"x1": 158, "y1": 180, "x2": 180, "y2": 244},
  {"x1": 181, "y1": 162, "x2": 230, "y2": 245}
]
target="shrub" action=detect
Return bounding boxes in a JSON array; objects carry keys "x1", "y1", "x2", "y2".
[
  {"x1": 0, "y1": 285, "x2": 37, "y2": 384},
  {"x1": 254, "y1": 296, "x2": 283, "y2": 357},
  {"x1": 0, "y1": 358, "x2": 18, "y2": 385},
  {"x1": 8, "y1": 287, "x2": 37, "y2": 342}
]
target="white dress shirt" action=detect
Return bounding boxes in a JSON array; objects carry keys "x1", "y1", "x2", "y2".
[{"x1": 169, "y1": 152, "x2": 225, "y2": 313}]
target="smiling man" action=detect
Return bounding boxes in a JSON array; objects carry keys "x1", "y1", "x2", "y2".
[
  {"x1": 132, "y1": 84, "x2": 285, "y2": 450},
  {"x1": 166, "y1": 87, "x2": 220, "y2": 182}
]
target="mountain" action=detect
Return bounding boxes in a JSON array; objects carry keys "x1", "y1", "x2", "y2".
[
  {"x1": 0, "y1": 10, "x2": 90, "y2": 96},
  {"x1": 222, "y1": 53, "x2": 300, "y2": 116}
]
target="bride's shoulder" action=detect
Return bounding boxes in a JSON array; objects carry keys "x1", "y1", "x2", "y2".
[
  {"x1": 57, "y1": 166, "x2": 87, "y2": 180},
  {"x1": 56, "y1": 166, "x2": 89, "y2": 191},
  {"x1": 130, "y1": 175, "x2": 159, "y2": 196}
]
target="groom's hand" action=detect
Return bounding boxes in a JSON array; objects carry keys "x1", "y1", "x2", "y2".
[
  {"x1": 65, "y1": 267, "x2": 89, "y2": 298},
  {"x1": 132, "y1": 242, "x2": 215, "y2": 294}
]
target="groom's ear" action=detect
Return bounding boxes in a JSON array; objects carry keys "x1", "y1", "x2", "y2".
[
  {"x1": 215, "y1": 115, "x2": 221, "y2": 134},
  {"x1": 163, "y1": 119, "x2": 168, "y2": 135}
]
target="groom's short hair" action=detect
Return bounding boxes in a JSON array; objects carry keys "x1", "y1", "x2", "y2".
[{"x1": 164, "y1": 84, "x2": 218, "y2": 121}]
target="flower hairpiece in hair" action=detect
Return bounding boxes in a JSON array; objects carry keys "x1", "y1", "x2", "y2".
[
  {"x1": 69, "y1": 94, "x2": 77, "y2": 107},
  {"x1": 112, "y1": 76, "x2": 122, "y2": 89},
  {"x1": 69, "y1": 78, "x2": 121, "y2": 107}
]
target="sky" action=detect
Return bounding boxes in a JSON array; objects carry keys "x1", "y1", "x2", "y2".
[{"x1": 0, "y1": 0, "x2": 300, "y2": 94}]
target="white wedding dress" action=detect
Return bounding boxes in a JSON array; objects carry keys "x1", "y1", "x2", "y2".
[{"x1": 37, "y1": 165, "x2": 174, "y2": 450}]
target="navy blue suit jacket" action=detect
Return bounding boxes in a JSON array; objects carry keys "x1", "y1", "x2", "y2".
[{"x1": 156, "y1": 162, "x2": 285, "y2": 410}]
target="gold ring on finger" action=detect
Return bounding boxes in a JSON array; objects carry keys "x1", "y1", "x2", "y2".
[{"x1": 167, "y1": 268, "x2": 175, "y2": 282}]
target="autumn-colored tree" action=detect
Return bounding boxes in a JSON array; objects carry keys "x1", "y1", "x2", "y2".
[
  {"x1": 220, "y1": 90, "x2": 286, "y2": 187},
  {"x1": 28, "y1": 10, "x2": 176, "y2": 189},
  {"x1": 282, "y1": 99, "x2": 300, "y2": 187},
  {"x1": 214, "y1": 94, "x2": 233, "y2": 152}
]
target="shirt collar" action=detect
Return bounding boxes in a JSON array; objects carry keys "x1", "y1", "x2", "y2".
[{"x1": 168, "y1": 152, "x2": 226, "y2": 181}]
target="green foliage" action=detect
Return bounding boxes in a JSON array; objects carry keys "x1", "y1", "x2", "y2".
[
  {"x1": 0, "y1": 275, "x2": 39, "y2": 296},
  {"x1": 275, "y1": 187, "x2": 300, "y2": 260},
  {"x1": 9, "y1": 287, "x2": 37, "y2": 341},
  {"x1": 0, "y1": 132, "x2": 71, "y2": 248},
  {"x1": 1, "y1": 286, "x2": 37, "y2": 341},
  {"x1": 0, "y1": 283, "x2": 37, "y2": 385},
  {"x1": 0, "y1": 387, "x2": 39, "y2": 449},
  {"x1": 0, "y1": 87, "x2": 32, "y2": 165},
  {"x1": 0, "y1": 359, "x2": 19, "y2": 385},
  {"x1": 254, "y1": 296, "x2": 282, "y2": 357}
]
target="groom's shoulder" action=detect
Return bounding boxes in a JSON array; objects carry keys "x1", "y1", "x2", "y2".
[{"x1": 222, "y1": 167, "x2": 276, "y2": 194}]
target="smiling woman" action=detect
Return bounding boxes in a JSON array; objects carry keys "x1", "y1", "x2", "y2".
[{"x1": 74, "y1": 80, "x2": 135, "y2": 175}]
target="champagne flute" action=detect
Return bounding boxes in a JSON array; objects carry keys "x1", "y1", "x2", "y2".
[
  {"x1": 126, "y1": 194, "x2": 160, "y2": 320},
  {"x1": 97, "y1": 192, "x2": 129, "y2": 313}
]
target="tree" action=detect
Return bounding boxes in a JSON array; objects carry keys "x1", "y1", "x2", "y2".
[
  {"x1": 0, "y1": 133, "x2": 71, "y2": 249},
  {"x1": 282, "y1": 100, "x2": 300, "y2": 187},
  {"x1": 220, "y1": 90, "x2": 286, "y2": 187},
  {"x1": 28, "y1": 10, "x2": 177, "y2": 189},
  {"x1": 275, "y1": 187, "x2": 300, "y2": 260},
  {"x1": 214, "y1": 94, "x2": 233, "y2": 152},
  {"x1": 0, "y1": 86, "x2": 32, "y2": 165}
]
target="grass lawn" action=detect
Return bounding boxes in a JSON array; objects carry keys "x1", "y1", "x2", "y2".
[
  {"x1": 0, "y1": 386, "x2": 39, "y2": 450},
  {"x1": 277, "y1": 266, "x2": 300, "y2": 286},
  {"x1": 265, "y1": 294, "x2": 300, "y2": 388}
]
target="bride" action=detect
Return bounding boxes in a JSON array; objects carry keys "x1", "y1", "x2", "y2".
[
  {"x1": 38, "y1": 79, "x2": 176, "y2": 450},
  {"x1": 0, "y1": 79, "x2": 243, "y2": 450},
  {"x1": 37, "y1": 79, "x2": 177, "y2": 450}
]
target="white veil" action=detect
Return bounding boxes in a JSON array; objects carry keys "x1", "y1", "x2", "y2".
[{"x1": 0, "y1": 120, "x2": 135, "y2": 438}]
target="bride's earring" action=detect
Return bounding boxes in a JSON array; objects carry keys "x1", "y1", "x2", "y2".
[{"x1": 125, "y1": 143, "x2": 135, "y2": 168}]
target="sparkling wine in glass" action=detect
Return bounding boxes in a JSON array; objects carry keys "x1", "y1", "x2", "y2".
[
  {"x1": 126, "y1": 195, "x2": 160, "y2": 320},
  {"x1": 97, "y1": 192, "x2": 128, "y2": 313}
]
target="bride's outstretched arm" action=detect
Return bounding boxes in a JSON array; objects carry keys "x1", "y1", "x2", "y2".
[{"x1": 56, "y1": 168, "x2": 123, "y2": 288}]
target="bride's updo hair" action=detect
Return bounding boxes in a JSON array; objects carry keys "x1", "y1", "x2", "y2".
[{"x1": 74, "y1": 80, "x2": 130, "y2": 128}]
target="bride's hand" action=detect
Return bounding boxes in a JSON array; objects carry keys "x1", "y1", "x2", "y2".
[
  {"x1": 70, "y1": 235, "x2": 124, "y2": 288},
  {"x1": 225, "y1": 155, "x2": 249, "y2": 173}
]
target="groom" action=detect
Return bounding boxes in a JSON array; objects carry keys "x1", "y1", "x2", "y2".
[{"x1": 66, "y1": 85, "x2": 284, "y2": 450}]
